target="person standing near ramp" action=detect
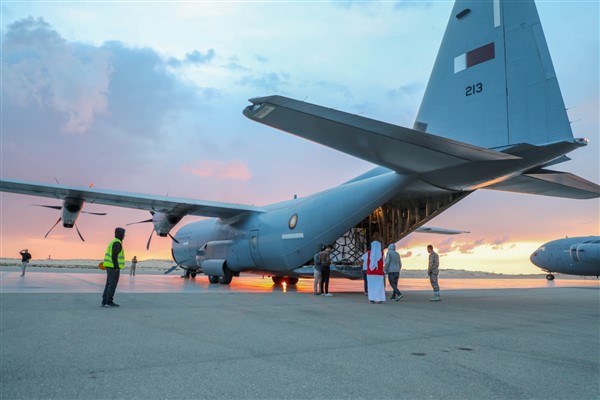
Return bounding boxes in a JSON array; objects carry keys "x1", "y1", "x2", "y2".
[
  {"x1": 427, "y1": 244, "x2": 441, "y2": 301},
  {"x1": 102, "y1": 227, "x2": 126, "y2": 308},
  {"x1": 313, "y1": 246, "x2": 322, "y2": 295},
  {"x1": 319, "y1": 245, "x2": 333, "y2": 296},
  {"x1": 367, "y1": 233, "x2": 385, "y2": 304}
]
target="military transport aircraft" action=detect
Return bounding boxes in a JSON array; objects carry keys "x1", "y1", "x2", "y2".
[
  {"x1": 530, "y1": 236, "x2": 600, "y2": 280},
  {"x1": 1, "y1": 0, "x2": 599, "y2": 285}
]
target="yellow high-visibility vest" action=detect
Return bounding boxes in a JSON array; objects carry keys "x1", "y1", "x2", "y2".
[{"x1": 103, "y1": 238, "x2": 125, "y2": 269}]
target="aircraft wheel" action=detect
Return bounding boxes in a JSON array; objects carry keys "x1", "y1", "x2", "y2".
[
  {"x1": 219, "y1": 266, "x2": 233, "y2": 285},
  {"x1": 208, "y1": 275, "x2": 219, "y2": 284},
  {"x1": 191, "y1": 272, "x2": 197, "y2": 278},
  {"x1": 272, "y1": 276, "x2": 283, "y2": 285},
  {"x1": 287, "y1": 277, "x2": 299, "y2": 285},
  {"x1": 546, "y1": 274, "x2": 555, "y2": 281}
]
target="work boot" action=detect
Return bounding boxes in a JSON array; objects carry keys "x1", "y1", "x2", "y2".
[
  {"x1": 429, "y1": 291, "x2": 441, "y2": 301},
  {"x1": 106, "y1": 302, "x2": 120, "y2": 307}
]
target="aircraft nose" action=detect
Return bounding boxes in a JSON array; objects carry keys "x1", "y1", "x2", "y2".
[{"x1": 529, "y1": 252, "x2": 539, "y2": 266}]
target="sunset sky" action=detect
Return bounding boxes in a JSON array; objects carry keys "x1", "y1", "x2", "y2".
[{"x1": 1, "y1": 1, "x2": 598, "y2": 275}]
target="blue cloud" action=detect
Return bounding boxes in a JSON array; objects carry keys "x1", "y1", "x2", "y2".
[
  {"x1": 238, "y1": 71, "x2": 290, "y2": 93},
  {"x1": 1, "y1": 17, "x2": 218, "y2": 188},
  {"x1": 185, "y1": 49, "x2": 215, "y2": 65}
]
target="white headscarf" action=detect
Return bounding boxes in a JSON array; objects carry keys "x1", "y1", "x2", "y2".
[{"x1": 369, "y1": 240, "x2": 382, "y2": 270}]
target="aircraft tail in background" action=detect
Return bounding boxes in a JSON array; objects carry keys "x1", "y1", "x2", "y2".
[{"x1": 414, "y1": 0, "x2": 574, "y2": 149}]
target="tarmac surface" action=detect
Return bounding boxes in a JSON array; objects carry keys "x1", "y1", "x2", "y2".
[{"x1": 1, "y1": 269, "x2": 599, "y2": 399}]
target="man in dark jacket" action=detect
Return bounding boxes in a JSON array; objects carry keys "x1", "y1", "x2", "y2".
[{"x1": 102, "y1": 227, "x2": 126, "y2": 308}]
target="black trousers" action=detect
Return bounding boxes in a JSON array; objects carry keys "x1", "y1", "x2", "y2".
[
  {"x1": 320, "y1": 267, "x2": 330, "y2": 294},
  {"x1": 102, "y1": 267, "x2": 121, "y2": 304}
]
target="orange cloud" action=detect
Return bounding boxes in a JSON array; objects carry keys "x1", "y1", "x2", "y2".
[{"x1": 181, "y1": 160, "x2": 251, "y2": 180}]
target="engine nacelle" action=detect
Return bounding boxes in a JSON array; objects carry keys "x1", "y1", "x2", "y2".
[
  {"x1": 201, "y1": 259, "x2": 226, "y2": 276},
  {"x1": 196, "y1": 239, "x2": 256, "y2": 275},
  {"x1": 62, "y1": 198, "x2": 84, "y2": 227},
  {"x1": 152, "y1": 212, "x2": 182, "y2": 237}
]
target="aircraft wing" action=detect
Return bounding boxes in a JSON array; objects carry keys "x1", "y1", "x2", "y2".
[
  {"x1": 416, "y1": 226, "x2": 470, "y2": 235},
  {"x1": 0, "y1": 179, "x2": 266, "y2": 219},
  {"x1": 243, "y1": 95, "x2": 519, "y2": 175},
  {"x1": 483, "y1": 169, "x2": 600, "y2": 199}
]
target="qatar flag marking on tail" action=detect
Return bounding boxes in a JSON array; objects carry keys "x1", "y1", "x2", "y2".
[{"x1": 454, "y1": 42, "x2": 495, "y2": 73}]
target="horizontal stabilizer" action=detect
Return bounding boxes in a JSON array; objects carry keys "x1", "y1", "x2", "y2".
[
  {"x1": 244, "y1": 96, "x2": 519, "y2": 175},
  {"x1": 484, "y1": 170, "x2": 600, "y2": 199},
  {"x1": 0, "y1": 179, "x2": 266, "y2": 219}
]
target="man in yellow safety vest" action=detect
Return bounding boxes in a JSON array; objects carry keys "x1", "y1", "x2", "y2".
[{"x1": 102, "y1": 227, "x2": 126, "y2": 308}]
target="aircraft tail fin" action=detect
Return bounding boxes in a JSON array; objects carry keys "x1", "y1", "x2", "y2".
[{"x1": 414, "y1": 0, "x2": 573, "y2": 149}]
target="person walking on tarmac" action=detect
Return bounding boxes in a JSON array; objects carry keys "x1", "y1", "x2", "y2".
[
  {"x1": 102, "y1": 227, "x2": 126, "y2": 308},
  {"x1": 19, "y1": 249, "x2": 32, "y2": 277},
  {"x1": 384, "y1": 243, "x2": 403, "y2": 301}
]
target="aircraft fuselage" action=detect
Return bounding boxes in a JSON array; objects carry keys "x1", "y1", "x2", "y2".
[
  {"x1": 530, "y1": 236, "x2": 600, "y2": 277},
  {"x1": 172, "y1": 171, "x2": 411, "y2": 276}
]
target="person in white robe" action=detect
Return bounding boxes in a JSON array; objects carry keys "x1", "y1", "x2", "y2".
[{"x1": 366, "y1": 233, "x2": 385, "y2": 303}]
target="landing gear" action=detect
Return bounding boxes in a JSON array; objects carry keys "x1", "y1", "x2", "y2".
[
  {"x1": 219, "y1": 266, "x2": 233, "y2": 285},
  {"x1": 546, "y1": 274, "x2": 555, "y2": 281},
  {"x1": 271, "y1": 276, "x2": 299, "y2": 285},
  {"x1": 207, "y1": 266, "x2": 234, "y2": 285},
  {"x1": 181, "y1": 269, "x2": 199, "y2": 279},
  {"x1": 272, "y1": 276, "x2": 283, "y2": 285}
]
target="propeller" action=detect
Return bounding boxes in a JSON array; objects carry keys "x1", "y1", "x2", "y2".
[
  {"x1": 42, "y1": 217, "x2": 86, "y2": 241},
  {"x1": 34, "y1": 205, "x2": 62, "y2": 211},
  {"x1": 127, "y1": 211, "x2": 180, "y2": 250},
  {"x1": 82, "y1": 211, "x2": 108, "y2": 216},
  {"x1": 126, "y1": 214, "x2": 155, "y2": 250},
  {"x1": 32, "y1": 203, "x2": 106, "y2": 242},
  {"x1": 44, "y1": 217, "x2": 63, "y2": 239},
  {"x1": 164, "y1": 265, "x2": 179, "y2": 275}
]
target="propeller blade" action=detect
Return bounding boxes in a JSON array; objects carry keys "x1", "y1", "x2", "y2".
[
  {"x1": 168, "y1": 232, "x2": 180, "y2": 244},
  {"x1": 32, "y1": 204, "x2": 62, "y2": 210},
  {"x1": 82, "y1": 211, "x2": 108, "y2": 216},
  {"x1": 74, "y1": 223, "x2": 85, "y2": 242},
  {"x1": 146, "y1": 230, "x2": 154, "y2": 250},
  {"x1": 126, "y1": 218, "x2": 153, "y2": 226},
  {"x1": 44, "y1": 217, "x2": 62, "y2": 238},
  {"x1": 164, "y1": 265, "x2": 179, "y2": 275}
]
